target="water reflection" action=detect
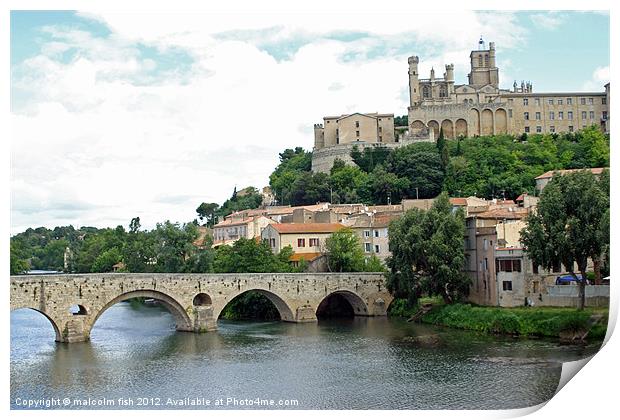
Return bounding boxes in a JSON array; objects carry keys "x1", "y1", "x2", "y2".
[{"x1": 11, "y1": 304, "x2": 602, "y2": 410}]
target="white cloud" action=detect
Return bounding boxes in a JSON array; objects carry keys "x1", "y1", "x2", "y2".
[
  {"x1": 581, "y1": 66, "x2": 610, "y2": 91},
  {"x1": 530, "y1": 12, "x2": 566, "y2": 30},
  {"x1": 11, "y1": 11, "x2": 528, "y2": 233}
]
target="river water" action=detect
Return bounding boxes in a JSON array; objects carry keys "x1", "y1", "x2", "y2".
[{"x1": 10, "y1": 302, "x2": 602, "y2": 410}]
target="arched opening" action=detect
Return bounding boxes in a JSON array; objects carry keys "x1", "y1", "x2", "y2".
[
  {"x1": 70, "y1": 304, "x2": 88, "y2": 315},
  {"x1": 410, "y1": 120, "x2": 426, "y2": 136},
  {"x1": 481, "y1": 109, "x2": 494, "y2": 136},
  {"x1": 455, "y1": 118, "x2": 468, "y2": 137},
  {"x1": 90, "y1": 290, "x2": 193, "y2": 341},
  {"x1": 193, "y1": 293, "x2": 212, "y2": 306},
  {"x1": 495, "y1": 108, "x2": 507, "y2": 134},
  {"x1": 427, "y1": 120, "x2": 440, "y2": 139},
  {"x1": 468, "y1": 108, "x2": 480, "y2": 136},
  {"x1": 216, "y1": 289, "x2": 295, "y2": 322},
  {"x1": 441, "y1": 119, "x2": 454, "y2": 139},
  {"x1": 10, "y1": 308, "x2": 61, "y2": 343},
  {"x1": 316, "y1": 291, "x2": 369, "y2": 320}
]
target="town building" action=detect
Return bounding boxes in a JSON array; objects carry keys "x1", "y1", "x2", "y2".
[
  {"x1": 534, "y1": 167, "x2": 608, "y2": 192},
  {"x1": 212, "y1": 215, "x2": 274, "y2": 247},
  {"x1": 262, "y1": 223, "x2": 346, "y2": 271},
  {"x1": 407, "y1": 39, "x2": 610, "y2": 139}
]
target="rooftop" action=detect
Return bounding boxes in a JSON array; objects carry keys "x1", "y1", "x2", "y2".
[{"x1": 535, "y1": 167, "x2": 607, "y2": 180}]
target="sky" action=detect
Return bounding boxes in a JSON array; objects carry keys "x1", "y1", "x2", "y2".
[{"x1": 9, "y1": 9, "x2": 610, "y2": 234}]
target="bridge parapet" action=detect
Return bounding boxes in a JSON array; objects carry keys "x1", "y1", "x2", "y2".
[{"x1": 10, "y1": 272, "x2": 392, "y2": 343}]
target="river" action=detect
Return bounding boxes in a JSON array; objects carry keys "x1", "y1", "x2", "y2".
[{"x1": 10, "y1": 302, "x2": 602, "y2": 410}]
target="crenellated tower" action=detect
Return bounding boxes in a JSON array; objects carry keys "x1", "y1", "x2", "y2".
[{"x1": 408, "y1": 55, "x2": 420, "y2": 107}]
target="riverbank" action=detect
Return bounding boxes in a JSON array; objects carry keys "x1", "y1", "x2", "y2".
[{"x1": 388, "y1": 299, "x2": 608, "y2": 340}]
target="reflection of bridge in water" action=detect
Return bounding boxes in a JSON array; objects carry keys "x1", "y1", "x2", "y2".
[{"x1": 10, "y1": 273, "x2": 392, "y2": 343}]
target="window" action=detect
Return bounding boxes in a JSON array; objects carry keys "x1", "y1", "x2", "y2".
[
  {"x1": 379, "y1": 135, "x2": 382, "y2": 142},
  {"x1": 524, "y1": 126, "x2": 530, "y2": 133},
  {"x1": 548, "y1": 98, "x2": 554, "y2": 105},
  {"x1": 580, "y1": 98, "x2": 586, "y2": 105},
  {"x1": 602, "y1": 98, "x2": 607, "y2": 105},
  {"x1": 478, "y1": 55, "x2": 483, "y2": 67},
  {"x1": 603, "y1": 111, "x2": 608, "y2": 120},
  {"x1": 496, "y1": 259, "x2": 522, "y2": 272},
  {"x1": 439, "y1": 85, "x2": 447, "y2": 97},
  {"x1": 558, "y1": 111, "x2": 563, "y2": 120},
  {"x1": 508, "y1": 109, "x2": 513, "y2": 118},
  {"x1": 535, "y1": 98, "x2": 540, "y2": 106},
  {"x1": 569, "y1": 126, "x2": 574, "y2": 132},
  {"x1": 484, "y1": 54, "x2": 489, "y2": 66},
  {"x1": 356, "y1": 130, "x2": 360, "y2": 137},
  {"x1": 374, "y1": 230, "x2": 380, "y2": 238},
  {"x1": 355, "y1": 121, "x2": 360, "y2": 128},
  {"x1": 549, "y1": 111, "x2": 554, "y2": 120},
  {"x1": 364, "y1": 243, "x2": 371, "y2": 252},
  {"x1": 364, "y1": 230, "x2": 371, "y2": 238},
  {"x1": 502, "y1": 281, "x2": 513, "y2": 291},
  {"x1": 536, "y1": 126, "x2": 542, "y2": 133},
  {"x1": 483, "y1": 239, "x2": 488, "y2": 251},
  {"x1": 309, "y1": 238, "x2": 319, "y2": 247},
  {"x1": 297, "y1": 238, "x2": 306, "y2": 247},
  {"x1": 374, "y1": 244, "x2": 380, "y2": 253},
  {"x1": 523, "y1": 98, "x2": 529, "y2": 106},
  {"x1": 558, "y1": 99, "x2": 563, "y2": 105},
  {"x1": 535, "y1": 112, "x2": 541, "y2": 120},
  {"x1": 590, "y1": 111, "x2": 595, "y2": 119},
  {"x1": 524, "y1": 112, "x2": 529, "y2": 120},
  {"x1": 423, "y1": 85, "x2": 431, "y2": 98},
  {"x1": 588, "y1": 98, "x2": 594, "y2": 104},
  {"x1": 567, "y1": 98, "x2": 572, "y2": 105},
  {"x1": 568, "y1": 111, "x2": 573, "y2": 120},
  {"x1": 269, "y1": 238, "x2": 276, "y2": 247},
  {"x1": 379, "y1": 126, "x2": 382, "y2": 133},
  {"x1": 550, "y1": 126, "x2": 555, "y2": 133},
  {"x1": 582, "y1": 111, "x2": 587, "y2": 120}
]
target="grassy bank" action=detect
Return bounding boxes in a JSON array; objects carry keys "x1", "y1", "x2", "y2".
[{"x1": 388, "y1": 299, "x2": 608, "y2": 339}]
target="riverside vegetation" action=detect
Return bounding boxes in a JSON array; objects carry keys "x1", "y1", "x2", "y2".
[{"x1": 11, "y1": 128, "x2": 610, "y2": 330}]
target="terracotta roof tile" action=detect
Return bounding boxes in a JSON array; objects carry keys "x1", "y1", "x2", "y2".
[{"x1": 535, "y1": 167, "x2": 607, "y2": 180}]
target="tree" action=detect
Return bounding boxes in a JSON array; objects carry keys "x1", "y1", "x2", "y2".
[
  {"x1": 196, "y1": 202, "x2": 219, "y2": 227},
  {"x1": 324, "y1": 228, "x2": 366, "y2": 272},
  {"x1": 10, "y1": 241, "x2": 30, "y2": 274},
  {"x1": 385, "y1": 143, "x2": 444, "y2": 199},
  {"x1": 212, "y1": 238, "x2": 293, "y2": 273},
  {"x1": 520, "y1": 170, "x2": 609, "y2": 309},
  {"x1": 386, "y1": 193, "x2": 469, "y2": 304}
]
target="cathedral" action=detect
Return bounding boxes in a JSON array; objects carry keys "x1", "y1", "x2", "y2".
[
  {"x1": 407, "y1": 39, "x2": 610, "y2": 138},
  {"x1": 312, "y1": 39, "x2": 610, "y2": 172}
]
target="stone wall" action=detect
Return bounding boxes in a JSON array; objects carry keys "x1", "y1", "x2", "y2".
[{"x1": 10, "y1": 272, "x2": 392, "y2": 343}]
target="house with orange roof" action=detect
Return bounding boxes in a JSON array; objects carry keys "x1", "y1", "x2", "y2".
[
  {"x1": 535, "y1": 167, "x2": 607, "y2": 191},
  {"x1": 261, "y1": 223, "x2": 346, "y2": 271},
  {"x1": 212, "y1": 215, "x2": 274, "y2": 247}
]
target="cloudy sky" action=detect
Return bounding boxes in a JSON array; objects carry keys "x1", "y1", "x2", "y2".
[{"x1": 9, "y1": 9, "x2": 610, "y2": 234}]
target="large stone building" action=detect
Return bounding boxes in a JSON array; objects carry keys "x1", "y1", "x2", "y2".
[{"x1": 408, "y1": 39, "x2": 610, "y2": 138}]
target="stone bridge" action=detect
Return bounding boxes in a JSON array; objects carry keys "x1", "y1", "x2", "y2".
[{"x1": 10, "y1": 272, "x2": 392, "y2": 343}]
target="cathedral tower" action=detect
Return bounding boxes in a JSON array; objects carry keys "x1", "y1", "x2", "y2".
[{"x1": 408, "y1": 55, "x2": 420, "y2": 107}]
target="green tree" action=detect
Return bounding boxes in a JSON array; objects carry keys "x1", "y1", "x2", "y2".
[
  {"x1": 196, "y1": 202, "x2": 219, "y2": 227},
  {"x1": 91, "y1": 247, "x2": 123, "y2": 273},
  {"x1": 212, "y1": 238, "x2": 294, "y2": 273},
  {"x1": 10, "y1": 241, "x2": 30, "y2": 274},
  {"x1": 325, "y1": 228, "x2": 366, "y2": 272},
  {"x1": 385, "y1": 143, "x2": 444, "y2": 199},
  {"x1": 152, "y1": 221, "x2": 199, "y2": 272},
  {"x1": 350, "y1": 145, "x2": 392, "y2": 173},
  {"x1": 520, "y1": 170, "x2": 609, "y2": 309},
  {"x1": 386, "y1": 193, "x2": 469, "y2": 304}
]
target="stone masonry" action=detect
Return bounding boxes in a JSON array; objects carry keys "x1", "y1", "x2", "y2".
[{"x1": 10, "y1": 272, "x2": 393, "y2": 343}]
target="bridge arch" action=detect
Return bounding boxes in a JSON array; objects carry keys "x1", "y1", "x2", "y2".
[
  {"x1": 316, "y1": 290, "x2": 369, "y2": 318},
  {"x1": 90, "y1": 289, "x2": 192, "y2": 335},
  {"x1": 10, "y1": 307, "x2": 62, "y2": 342},
  {"x1": 214, "y1": 288, "x2": 296, "y2": 322}
]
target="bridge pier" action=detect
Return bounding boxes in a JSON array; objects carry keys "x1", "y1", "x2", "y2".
[{"x1": 192, "y1": 306, "x2": 217, "y2": 332}]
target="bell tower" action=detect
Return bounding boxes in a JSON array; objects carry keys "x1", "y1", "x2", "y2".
[
  {"x1": 408, "y1": 55, "x2": 420, "y2": 107},
  {"x1": 467, "y1": 38, "x2": 499, "y2": 88}
]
